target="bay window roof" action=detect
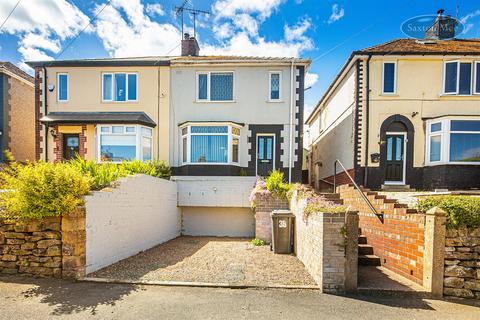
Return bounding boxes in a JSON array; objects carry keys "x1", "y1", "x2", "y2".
[{"x1": 40, "y1": 112, "x2": 156, "y2": 127}]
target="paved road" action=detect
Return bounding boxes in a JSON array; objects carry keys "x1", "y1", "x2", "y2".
[{"x1": 0, "y1": 276, "x2": 478, "y2": 319}]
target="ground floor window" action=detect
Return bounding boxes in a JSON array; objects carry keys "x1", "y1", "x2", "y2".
[
  {"x1": 180, "y1": 124, "x2": 240, "y2": 164},
  {"x1": 426, "y1": 118, "x2": 480, "y2": 165},
  {"x1": 97, "y1": 125, "x2": 153, "y2": 162}
]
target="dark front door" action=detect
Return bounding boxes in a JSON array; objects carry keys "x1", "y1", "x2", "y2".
[
  {"x1": 385, "y1": 134, "x2": 405, "y2": 183},
  {"x1": 63, "y1": 134, "x2": 80, "y2": 160},
  {"x1": 257, "y1": 135, "x2": 274, "y2": 176}
]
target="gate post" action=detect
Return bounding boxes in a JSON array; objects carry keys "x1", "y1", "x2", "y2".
[
  {"x1": 345, "y1": 210, "x2": 359, "y2": 293},
  {"x1": 423, "y1": 207, "x2": 446, "y2": 298}
]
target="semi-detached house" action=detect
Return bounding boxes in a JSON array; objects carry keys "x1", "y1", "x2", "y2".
[
  {"x1": 305, "y1": 16, "x2": 480, "y2": 191},
  {"x1": 27, "y1": 34, "x2": 310, "y2": 237}
]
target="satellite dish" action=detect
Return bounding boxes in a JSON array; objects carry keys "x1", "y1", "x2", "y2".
[{"x1": 48, "y1": 84, "x2": 55, "y2": 92}]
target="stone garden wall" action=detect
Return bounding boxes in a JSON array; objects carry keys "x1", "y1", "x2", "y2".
[
  {"x1": 443, "y1": 227, "x2": 480, "y2": 299},
  {"x1": 0, "y1": 208, "x2": 85, "y2": 278}
]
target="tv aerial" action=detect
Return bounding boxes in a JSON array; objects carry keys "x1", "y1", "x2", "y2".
[{"x1": 174, "y1": 0, "x2": 210, "y2": 38}]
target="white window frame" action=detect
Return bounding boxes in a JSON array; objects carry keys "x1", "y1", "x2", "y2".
[
  {"x1": 268, "y1": 71, "x2": 282, "y2": 102},
  {"x1": 102, "y1": 72, "x2": 138, "y2": 103},
  {"x1": 255, "y1": 133, "x2": 276, "y2": 176},
  {"x1": 96, "y1": 124, "x2": 152, "y2": 163},
  {"x1": 180, "y1": 123, "x2": 241, "y2": 165},
  {"x1": 381, "y1": 61, "x2": 397, "y2": 95},
  {"x1": 57, "y1": 73, "x2": 68, "y2": 102},
  {"x1": 425, "y1": 117, "x2": 480, "y2": 166},
  {"x1": 474, "y1": 61, "x2": 480, "y2": 95},
  {"x1": 442, "y1": 60, "x2": 476, "y2": 96},
  {"x1": 195, "y1": 71, "x2": 235, "y2": 102}
]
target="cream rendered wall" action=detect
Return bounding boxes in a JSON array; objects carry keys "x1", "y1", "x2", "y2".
[
  {"x1": 169, "y1": 65, "x2": 296, "y2": 168},
  {"x1": 363, "y1": 57, "x2": 480, "y2": 167},
  {"x1": 43, "y1": 66, "x2": 170, "y2": 162},
  {"x1": 309, "y1": 66, "x2": 356, "y2": 180}
]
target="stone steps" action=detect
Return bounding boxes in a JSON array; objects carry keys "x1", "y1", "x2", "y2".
[
  {"x1": 358, "y1": 244, "x2": 374, "y2": 255},
  {"x1": 358, "y1": 254, "x2": 381, "y2": 266}
]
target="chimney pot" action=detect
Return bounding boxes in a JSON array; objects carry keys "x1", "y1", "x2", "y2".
[{"x1": 184, "y1": 33, "x2": 190, "y2": 40}]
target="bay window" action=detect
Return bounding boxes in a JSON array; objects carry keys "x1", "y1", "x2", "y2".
[
  {"x1": 97, "y1": 125, "x2": 153, "y2": 162},
  {"x1": 426, "y1": 119, "x2": 480, "y2": 165},
  {"x1": 181, "y1": 124, "x2": 240, "y2": 164},
  {"x1": 102, "y1": 73, "x2": 137, "y2": 102},
  {"x1": 196, "y1": 72, "x2": 234, "y2": 101}
]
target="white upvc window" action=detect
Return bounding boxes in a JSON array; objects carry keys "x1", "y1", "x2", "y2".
[
  {"x1": 443, "y1": 60, "x2": 476, "y2": 95},
  {"x1": 425, "y1": 118, "x2": 480, "y2": 165},
  {"x1": 57, "y1": 73, "x2": 68, "y2": 102},
  {"x1": 97, "y1": 125, "x2": 152, "y2": 162},
  {"x1": 382, "y1": 61, "x2": 397, "y2": 94},
  {"x1": 475, "y1": 61, "x2": 480, "y2": 95},
  {"x1": 102, "y1": 72, "x2": 138, "y2": 102},
  {"x1": 268, "y1": 71, "x2": 282, "y2": 101},
  {"x1": 180, "y1": 123, "x2": 241, "y2": 165},
  {"x1": 196, "y1": 71, "x2": 234, "y2": 102}
]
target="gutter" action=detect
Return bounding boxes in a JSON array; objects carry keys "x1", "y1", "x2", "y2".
[
  {"x1": 288, "y1": 58, "x2": 295, "y2": 183},
  {"x1": 363, "y1": 55, "x2": 372, "y2": 187},
  {"x1": 43, "y1": 67, "x2": 48, "y2": 162}
]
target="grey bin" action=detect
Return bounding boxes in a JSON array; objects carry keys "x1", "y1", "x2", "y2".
[{"x1": 270, "y1": 210, "x2": 295, "y2": 254}]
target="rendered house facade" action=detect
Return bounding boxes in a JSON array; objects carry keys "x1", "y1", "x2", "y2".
[
  {"x1": 0, "y1": 62, "x2": 35, "y2": 162},
  {"x1": 306, "y1": 37, "x2": 480, "y2": 191}
]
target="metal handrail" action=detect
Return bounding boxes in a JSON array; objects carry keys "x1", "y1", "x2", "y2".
[{"x1": 333, "y1": 159, "x2": 384, "y2": 222}]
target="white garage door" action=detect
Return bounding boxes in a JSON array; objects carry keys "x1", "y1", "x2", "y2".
[{"x1": 182, "y1": 207, "x2": 255, "y2": 237}]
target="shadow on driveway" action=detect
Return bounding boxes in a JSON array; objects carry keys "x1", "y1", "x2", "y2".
[{"x1": 0, "y1": 275, "x2": 139, "y2": 316}]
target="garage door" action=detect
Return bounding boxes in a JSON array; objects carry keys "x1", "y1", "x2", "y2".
[{"x1": 182, "y1": 207, "x2": 255, "y2": 237}]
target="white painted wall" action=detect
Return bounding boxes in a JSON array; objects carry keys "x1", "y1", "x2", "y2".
[
  {"x1": 172, "y1": 176, "x2": 256, "y2": 207},
  {"x1": 85, "y1": 175, "x2": 181, "y2": 274},
  {"x1": 170, "y1": 65, "x2": 299, "y2": 169},
  {"x1": 182, "y1": 207, "x2": 255, "y2": 237}
]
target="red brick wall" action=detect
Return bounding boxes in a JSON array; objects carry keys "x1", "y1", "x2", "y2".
[{"x1": 338, "y1": 185, "x2": 425, "y2": 285}]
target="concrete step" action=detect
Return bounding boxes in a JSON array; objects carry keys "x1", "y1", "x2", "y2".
[
  {"x1": 358, "y1": 254, "x2": 381, "y2": 266},
  {"x1": 358, "y1": 244, "x2": 374, "y2": 255},
  {"x1": 381, "y1": 184, "x2": 414, "y2": 192},
  {"x1": 358, "y1": 235, "x2": 368, "y2": 244}
]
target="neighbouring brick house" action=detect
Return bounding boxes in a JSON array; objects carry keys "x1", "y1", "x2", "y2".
[
  {"x1": 305, "y1": 10, "x2": 480, "y2": 191},
  {"x1": 0, "y1": 62, "x2": 35, "y2": 162}
]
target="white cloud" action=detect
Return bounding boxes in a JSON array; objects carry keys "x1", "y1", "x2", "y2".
[
  {"x1": 146, "y1": 3, "x2": 165, "y2": 17},
  {"x1": 0, "y1": 0, "x2": 91, "y2": 70},
  {"x1": 328, "y1": 4, "x2": 345, "y2": 24},
  {"x1": 213, "y1": 23, "x2": 234, "y2": 39},
  {"x1": 285, "y1": 18, "x2": 311, "y2": 42},
  {"x1": 305, "y1": 72, "x2": 318, "y2": 88},
  {"x1": 94, "y1": 0, "x2": 181, "y2": 57},
  {"x1": 213, "y1": 0, "x2": 285, "y2": 20}
]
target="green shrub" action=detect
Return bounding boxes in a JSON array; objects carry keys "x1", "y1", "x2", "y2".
[
  {"x1": 69, "y1": 157, "x2": 126, "y2": 190},
  {"x1": 0, "y1": 162, "x2": 90, "y2": 219},
  {"x1": 416, "y1": 196, "x2": 480, "y2": 228},
  {"x1": 251, "y1": 238, "x2": 265, "y2": 246},
  {"x1": 120, "y1": 159, "x2": 171, "y2": 179},
  {"x1": 265, "y1": 170, "x2": 291, "y2": 199}
]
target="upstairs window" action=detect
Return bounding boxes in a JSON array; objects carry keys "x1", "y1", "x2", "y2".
[
  {"x1": 444, "y1": 61, "x2": 474, "y2": 95},
  {"x1": 382, "y1": 62, "x2": 396, "y2": 94},
  {"x1": 475, "y1": 62, "x2": 480, "y2": 94},
  {"x1": 196, "y1": 72, "x2": 234, "y2": 101},
  {"x1": 103, "y1": 73, "x2": 137, "y2": 102},
  {"x1": 269, "y1": 71, "x2": 282, "y2": 101},
  {"x1": 57, "y1": 73, "x2": 68, "y2": 101}
]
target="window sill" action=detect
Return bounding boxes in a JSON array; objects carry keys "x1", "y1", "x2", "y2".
[
  {"x1": 101, "y1": 100, "x2": 139, "y2": 104},
  {"x1": 180, "y1": 163, "x2": 241, "y2": 166},
  {"x1": 438, "y1": 93, "x2": 480, "y2": 97},
  {"x1": 195, "y1": 100, "x2": 236, "y2": 103},
  {"x1": 425, "y1": 162, "x2": 480, "y2": 166},
  {"x1": 267, "y1": 100, "x2": 284, "y2": 103},
  {"x1": 379, "y1": 93, "x2": 398, "y2": 97}
]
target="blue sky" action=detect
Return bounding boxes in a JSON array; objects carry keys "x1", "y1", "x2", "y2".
[{"x1": 1, "y1": 0, "x2": 479, "y2": 117}]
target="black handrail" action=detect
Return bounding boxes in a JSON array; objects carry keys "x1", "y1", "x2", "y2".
[{"x1": 333, "y1": 159, "x2": 384, "y2": 223}]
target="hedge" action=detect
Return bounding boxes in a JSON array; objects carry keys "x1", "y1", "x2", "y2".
[{"x1": 416, "y1": 195, "x2": 480, "y2": 228}]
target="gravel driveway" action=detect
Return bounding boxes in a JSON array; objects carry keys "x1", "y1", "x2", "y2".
[{"x1": 89, "y1": 236, "x2": 315, "y2": 286}]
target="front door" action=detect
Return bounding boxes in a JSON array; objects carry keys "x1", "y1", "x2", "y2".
[
  {"x1": 385, "y1": 133, "x2": 405, "y2": 184},
  {"x1": 257, "y1": 135, "x2": 274, "y2": 176},
  {"x1": 63, "y1": 134, "x2": 80, "y2": 160}
]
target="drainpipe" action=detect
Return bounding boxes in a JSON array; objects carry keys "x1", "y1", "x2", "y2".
[
  {"x1": 43, "y1": 66, "x2": 48, "y2": 162},
  {"x1": 288, "y1": 59, "x2": 295, "y2": 183},
  {"x1": 157, "y1": 67, "x2": 161, "y2": 159},
  {"x1": 363, "y1": 55, "x2": 372, "y2": 187}
]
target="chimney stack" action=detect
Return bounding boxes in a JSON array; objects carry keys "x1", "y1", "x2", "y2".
[
  {"x1": 425, "y1": 9, "x2": 457, "y2": 40},
  {"x1": 181, "y1": 33, "x2": 200, "y2": 56}
]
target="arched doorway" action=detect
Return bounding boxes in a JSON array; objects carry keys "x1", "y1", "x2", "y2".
[{"x1": 380, "y1": 115, "x2": 415, "y2": 186}]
